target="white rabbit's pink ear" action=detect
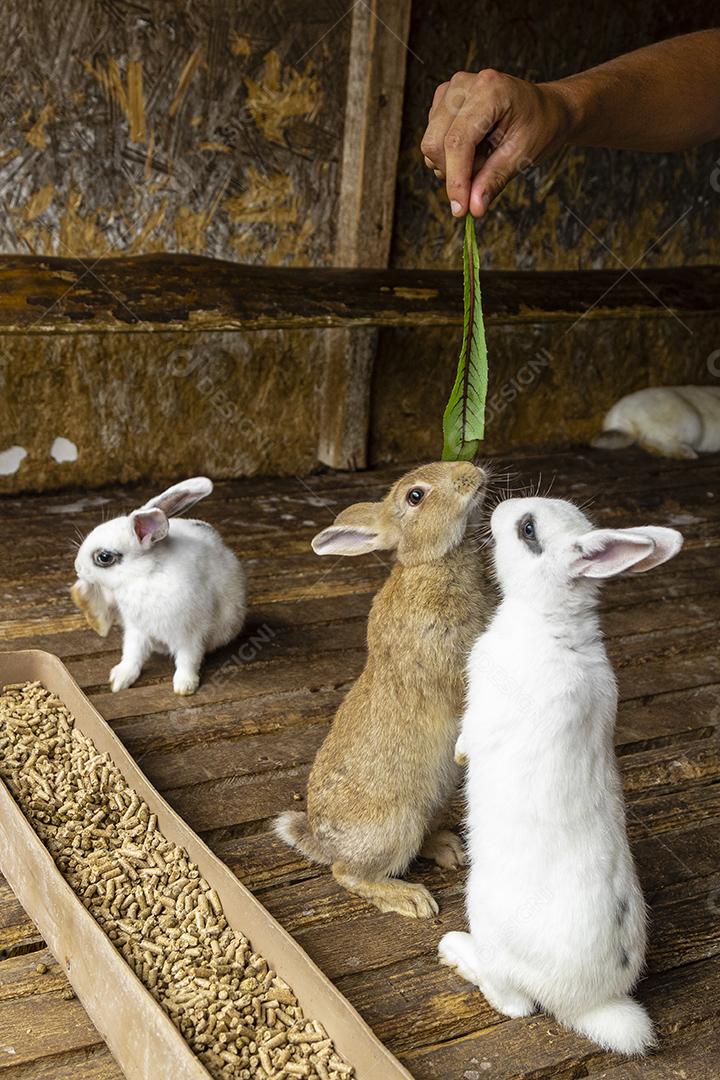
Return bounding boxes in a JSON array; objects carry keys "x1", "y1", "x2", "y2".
[
  {"x1": 141, "y1": 477, "x2": 213, "y2": 518},
  {"x1": 312, "y1": 524, "x2": 382, "y2": 557},
  {"x1": 622, "y1": 526, "x2": 684, "y2": 571},
  {"x1": 130, "y1": 508, "x2": 169, "y2": 549},
  {"x1": 573, "y1": 526, "x2": 683, "y2": 579}
]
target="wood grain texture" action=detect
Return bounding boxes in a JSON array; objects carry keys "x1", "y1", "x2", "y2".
[
  {"x1": 318, "y1": 0, "x2": 412, "y2": 469},
  {"x1": 0, "y1": 1, "x2": 355, "y2": 495},
  {"x1": 370, "y1": 310, "x2": 720, "y2": 467},
  {"x1": 0, "y1": 447, "x2": 718, "y2": 1077},
  {"x1": 0, "y1": 256, "x2": 718, "y2": 334},
  {"x1": 0, "y1": 1, "x2": 349, "y2": 266}
]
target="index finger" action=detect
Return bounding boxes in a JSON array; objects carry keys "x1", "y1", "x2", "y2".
[
  {"x1": 420, "y1": 76, "x2": 471, "y2": 172},
  {"x1": 443, "y1": 106, "x2": 498, "y2": 216}
]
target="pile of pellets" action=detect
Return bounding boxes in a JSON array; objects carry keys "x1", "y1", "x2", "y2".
[{"x1": 0, "y1": 683, "x2": 353, "y2": 1080}]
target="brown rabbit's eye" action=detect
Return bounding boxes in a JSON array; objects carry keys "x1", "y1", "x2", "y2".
[
  {"x1": 407, "y1": 488, "x2": 425, "y2": 506},
  {"x1": 93, "y1": 549, "x2": 120, "y2": 568}
]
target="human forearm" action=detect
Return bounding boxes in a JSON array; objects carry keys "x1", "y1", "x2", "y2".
[
  {"x1": 551, "y1": 30, "x2": 720, "y2": 152},
  {"x1": 421, "y1": 29, "x2": 720, "y2": 217}
]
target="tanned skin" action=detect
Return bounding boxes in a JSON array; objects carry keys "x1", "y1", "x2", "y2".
[{"x1": 421, "y1": 30, "x2": 720, "y2": 217}]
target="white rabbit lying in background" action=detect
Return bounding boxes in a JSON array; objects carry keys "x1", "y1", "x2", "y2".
[
  {"x1": 441, "y1": 497, "x2": 683, "y2": 1056},
  {"x1": 593, "y1": 385, "x2": 720, "y2": 458},
  {"x1": 72, "y1": 477, "x2": 245, "y2": 695}
]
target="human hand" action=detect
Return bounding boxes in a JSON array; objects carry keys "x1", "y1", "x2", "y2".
[{"x1": 421, "y1": 69, "x2": 573, "y2": 217}]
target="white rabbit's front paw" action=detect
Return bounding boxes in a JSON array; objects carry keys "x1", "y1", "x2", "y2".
[
  {"x1": 173, "y1": 671, "x2": 200, "y2": 696},
  {"x1": 110, "y1": 663, "x2": 140, "y2": 692},
  {"x1": 454, "y1": 732, "x2": 468, "y2": 765}
]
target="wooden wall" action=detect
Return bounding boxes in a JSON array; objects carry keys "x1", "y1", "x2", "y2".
[
  {"x1": 370, "y1": 0, "x2": 720, "y2": 465},
  {"x1": 0, "y1": 0, "x2": 354, "y2": 490},
  {"x1": 2, "y1": 0, "x2": 348, "y2": 264},
  {"x1": 0, "y1": 0, "x2": 719, "y2": 492}
]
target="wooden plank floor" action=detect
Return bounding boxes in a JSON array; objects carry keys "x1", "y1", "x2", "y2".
[{"x1": 0, "y1": 447, "x2": 718, "y2": 1079}]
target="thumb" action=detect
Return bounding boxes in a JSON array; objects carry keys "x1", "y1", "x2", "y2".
[{"x1": 469, "y1": 136, "x2": 527, "y2": 216}]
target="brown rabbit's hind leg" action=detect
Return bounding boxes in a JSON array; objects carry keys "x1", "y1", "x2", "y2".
[
  {"x1": 332, "y1": 863, "x2": 439, "y2": 919},
  {"x1": 420, "y1": 828, "x2": 465, "y2": 868},
  {"x1": 274, "y1": 811, "x2": 333, "y2": 865}
]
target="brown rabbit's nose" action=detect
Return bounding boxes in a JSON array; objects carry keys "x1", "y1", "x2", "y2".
[{"x1": 452, "y1": 461, "x2": 485, "y2": 493}]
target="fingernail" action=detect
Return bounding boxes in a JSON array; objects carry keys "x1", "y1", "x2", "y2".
[{"x1": 450, "y1": 200, "x2": 462, "y2": 216}]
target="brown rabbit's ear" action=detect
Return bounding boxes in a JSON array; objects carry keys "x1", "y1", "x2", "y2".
[{"x1": 311, "y1": 501, "x2": 399, "y2": 557}]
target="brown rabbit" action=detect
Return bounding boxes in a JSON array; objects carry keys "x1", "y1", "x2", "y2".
[{"x1": 275, "y1": 461, "x2": 491, "y2": 918}]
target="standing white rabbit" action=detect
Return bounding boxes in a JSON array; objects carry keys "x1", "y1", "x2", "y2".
[
  {"x1": 441, "y1": 497, "x2": 683, "y2": 1056},
  {"x1": 72, "y1": 477, "x2": 245, "y2": 695}
]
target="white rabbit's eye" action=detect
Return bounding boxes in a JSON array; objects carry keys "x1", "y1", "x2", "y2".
[
  {"x1": 518, "y1": 514, "x2": 541, "y2": 554},
  {"x1": 93, "y1": 549, "x2": 120, "y2": 568},
  {"x1": 407, "y1": 487, "x2": 425, "y2": 506}
]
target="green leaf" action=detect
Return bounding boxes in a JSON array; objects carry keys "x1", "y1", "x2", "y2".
[{"x1": 442, "y1": 214, "x2": 488, "y2": 461}]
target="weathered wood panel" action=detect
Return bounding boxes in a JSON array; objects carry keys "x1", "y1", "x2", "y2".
[
  {"x1": 0, "y1": 0, "x2": 354, "y2": 495},
  {"x1": 0, "y1": 1, "x2": 349, "y2": 266},
  {"x1": 1, "y1": 256, "x2": 718, "y2": 334},
  {"x1": 319, "y1": 0, "x2": 412, "y2": 469},
  {"x1": 370, "y1": 312, "x2": 720, "y2": 465},
  {"x1": 0, "y1": 324, "x2": 331, "y2": 495}
]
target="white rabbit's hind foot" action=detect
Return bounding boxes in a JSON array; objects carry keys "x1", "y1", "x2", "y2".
[
  {"x1": 438, "y1": 931, "x2": 483, "y2": 986},
  {"x1": 638, "y1": 436, "x2": 698, "y2": 460},
  {"x1": 439, "y1": 933, "x2": 536, "y2": 1018},
  {"x1": 480, "y1": 979, "x2": 536, "y2": 1020},
  {"x1": 332, "y1": 868, "x2": 439, "y2": 919},
  {"x1": 568, "y1": 997, "x2": 656, "y2": 1056},
  {"x1": 109, "y1": 661, "x2": 141, "y2": 692},
  {"x1": 421, "y1": 829, "x2": 465, "y2": 868}
]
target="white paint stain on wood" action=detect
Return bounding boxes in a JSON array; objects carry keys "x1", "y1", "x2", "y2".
[
  {"x1": 47, "y1": 495, "x2": 109, "y2": 514},
  {"x1": 50, "y1": 437, "x2": 78, "y2": 463},
  {"x1": 0, "y1": 446, "x2": 27, "y2": 475}
]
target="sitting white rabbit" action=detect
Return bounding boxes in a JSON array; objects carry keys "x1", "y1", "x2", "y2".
[
  {"x1": 592, "y1": 385, "x2": 720, "y2": 458},
  {"x1": 441, "y1": 497, "x2": 683, "y2": 1055},
  {"x1": 72, "y1": 477, "x2": 245, "y2": 695}
]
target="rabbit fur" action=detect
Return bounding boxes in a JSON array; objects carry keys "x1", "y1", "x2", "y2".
[
  {"x1": 72, "y1": 477, "x2": 245, "y2": 695},
  {"x1": 276, "y1": 461, "x2": 492, "y2": 919},
  {"x1": 592, "y1": 385, "x2": 720, "y2": 458},
  {"x1": 441, "y1": 496, "x2": 683, "y2": 1055}
]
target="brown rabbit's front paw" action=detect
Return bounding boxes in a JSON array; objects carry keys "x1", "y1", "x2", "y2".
[
  {"x1": 333, "y1": 869, "x2": 439, "y2": 919},
  {"x1": 421, "y1": 829, "x2": 466, "y2": 869}
]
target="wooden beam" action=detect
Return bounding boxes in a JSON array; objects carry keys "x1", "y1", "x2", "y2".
[
  {"x1": 1, "y1": 257, "x2": 718, "y2": 335},
  {"x1": 318, "y1": 0, "x2": 413, "y2": 470}
]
